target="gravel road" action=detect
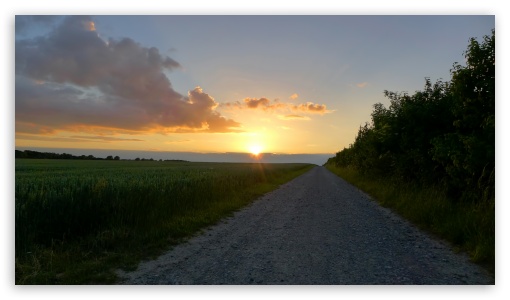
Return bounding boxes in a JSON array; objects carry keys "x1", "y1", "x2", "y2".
[{"x1": 117, "y1": 166, "x2": 494, "y2": 285}]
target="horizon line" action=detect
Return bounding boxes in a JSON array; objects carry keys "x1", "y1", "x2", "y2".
[{"x1": 15, "y1": 147, "x2": 336, "y2": 156}]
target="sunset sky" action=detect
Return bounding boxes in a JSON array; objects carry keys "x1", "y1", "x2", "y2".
[{"x1": 14, "y1": 14, "x2": 494, "y2": 156}]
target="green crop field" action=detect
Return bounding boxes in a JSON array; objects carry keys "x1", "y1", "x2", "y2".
[{"x1": 15, "y1": 159, "x2": 313, "y2": 284}]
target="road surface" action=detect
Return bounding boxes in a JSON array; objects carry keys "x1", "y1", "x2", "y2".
[{"x1": 117, "y1": 166, "x2": 494, "y2": 284}]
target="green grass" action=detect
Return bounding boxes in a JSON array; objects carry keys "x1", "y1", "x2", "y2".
[
  {"x1": 15, "y1": 159, "x2": 314, "y2": 284},
  {"x1": 325, "y1": 164, "x2": 494, "y2": 273}
]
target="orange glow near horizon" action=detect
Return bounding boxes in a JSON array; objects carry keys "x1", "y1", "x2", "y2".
[
  {"x1": 15, "y1": 105, "x2": 345, "y2": 155},
  {"x1": 15, "y1": 119, "x2": 343, "y2": 155}
]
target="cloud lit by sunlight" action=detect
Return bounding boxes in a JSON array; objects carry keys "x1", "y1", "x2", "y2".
[
  {"x1": 86, "y1": 21, "x2": 96, "y2": 31},
  {"x1": 15, "y1": 16, "x2": 240, "y2": 137},
  {"x1": 278, "y1": 115, "x2": 311, "y2": 121},
  {"x1": 223, "y1": 97, "x2": 331, "y2": 115}
]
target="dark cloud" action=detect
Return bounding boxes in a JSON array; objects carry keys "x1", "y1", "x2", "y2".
[
  {"x1": 15, "y1": 16, "x2": 241, "y2": 135},
  {"x1": 16, "y1": 133, "x2": 145, "y2": 143},
  {"x1": 293, "y1": 102, "x2": 329, "y2": 114},
  {"x1": 224, "y1": 97, "x2": 331, "y2": 115},
  {"x1": 69, "y1": 135, "x2": 144, "y2": 142},
  {"x1": 244, "y1": 97, "x2": 271, "y2": 108}
]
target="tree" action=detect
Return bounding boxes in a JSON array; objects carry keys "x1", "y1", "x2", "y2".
[
  {"x1": 329, "y1": 29, "x2": 495, "y2": 204},
  {"x1": 431, "y1": 29, "x2": 495, "y2": 202}
]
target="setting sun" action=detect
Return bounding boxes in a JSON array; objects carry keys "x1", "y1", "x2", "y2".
[{"x1": 248, "y1": 144, "x2": 263, "y2": 156}]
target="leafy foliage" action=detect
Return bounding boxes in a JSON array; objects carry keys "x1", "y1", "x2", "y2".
[
  {"x1": 431, "y1": 30, "x2": 495, "y2": 203},
  {"x1": 328, "y1": 29, "x2": 495, "y2": 205}
]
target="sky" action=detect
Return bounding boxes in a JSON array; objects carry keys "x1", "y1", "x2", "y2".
[{"x1": 14, "y1": 14, "x2": 495, "y2": 157}]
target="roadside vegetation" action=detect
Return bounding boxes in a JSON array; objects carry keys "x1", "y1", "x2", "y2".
[
  {"x1": 325, "y1": 30, "x2": 495, "y2": 271},
  {"x1": 15, "y1": 159, "x2": 313, "y2": 284}
]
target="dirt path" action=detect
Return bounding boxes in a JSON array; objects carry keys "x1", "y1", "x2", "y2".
[{"x1": 117, "y1": 166, "x2": 494, "y2": 284}]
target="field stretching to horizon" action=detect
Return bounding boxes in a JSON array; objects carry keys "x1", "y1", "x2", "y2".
[{"x1": 15, "y1": 158, "x2": 313, "y2": 284}]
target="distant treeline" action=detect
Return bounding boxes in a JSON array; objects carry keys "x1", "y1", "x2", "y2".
[
  {"x1": 326, "y1": 29, "x2": 494, "y2": 204},
  {"x1": 15, "y1": 150, "x2": 188, "y2": 162}
]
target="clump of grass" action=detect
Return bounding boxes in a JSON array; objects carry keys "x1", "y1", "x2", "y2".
[
  {"x1": 325, "y1": 165, "x2": 494, "y2": 273},
  {"x1": 15, "y1": 159, "x2": 313, "y2": 284}
]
